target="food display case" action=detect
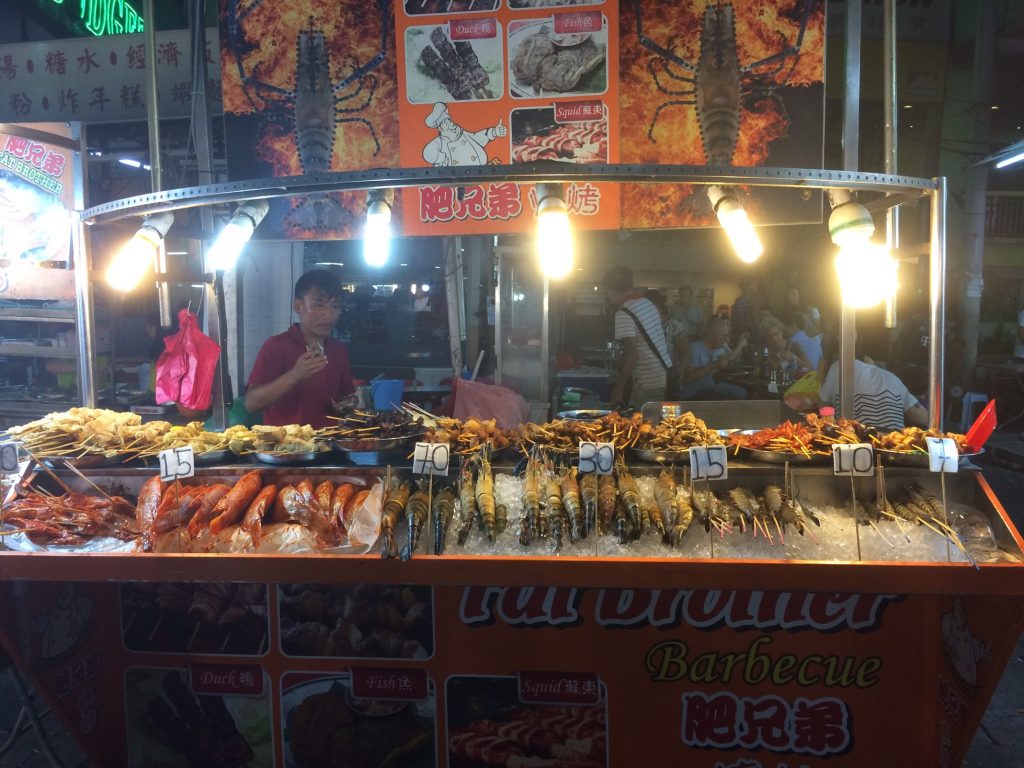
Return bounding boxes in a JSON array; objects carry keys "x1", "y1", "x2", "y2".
[{"x1": 1, "y1": 408, "x2": 1023, "y2": 767}]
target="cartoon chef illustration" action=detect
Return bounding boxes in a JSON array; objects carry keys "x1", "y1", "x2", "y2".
[{"x1": 422, "y1": 102, "x2": 507, "y2": 166}]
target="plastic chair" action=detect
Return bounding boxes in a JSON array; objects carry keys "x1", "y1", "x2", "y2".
[{"x1": 958, "y1": 392, "x2": 990, "y2": 434}]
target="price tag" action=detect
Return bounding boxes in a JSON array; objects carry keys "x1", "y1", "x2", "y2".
[
  {"x1": 926, "y1": 437, "x2": 959, "y2": 474},
  {"x1": 832, "y1": 443, "x2": 875, "y2": 476},
  {"x1": 413, "y1": 442, "x2": 449, "y2": 476},
  {"x1": 689, "y1": 445, "x2": 728, "y2": 481},
  {"x1": 579, "y1": 442, "x2": 614, "y2": 475},
  {"x1": 0, "y1": 441, "x2": 19, "y2": 473},
  {"x1": 158, "y1": 446, "x2": 195, "y2": 482}
]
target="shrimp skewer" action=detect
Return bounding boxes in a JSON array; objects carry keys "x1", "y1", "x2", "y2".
[
  {"x1": 380, "y1": 479, "x2": 410, "y2": 559},
  {"x1": 457, "y1": 461, "x2": 477, "y2": 545},
  {"x1": 401, "y1": 484, "x2": 430, "y2": 560},
  {"x1": 476, "y1": 451, "x2": 497, "y2": 543},
  {"x1": 433, "y1": 487, "x2": 456, "y2": 555},
  {"x1": 579, "y1": 471, "x2": 598, "y2": 537},
  {"x1": 560, "y1": 468, "x2": 584, "y2": 543},
  {"x1": 617, "y1": 463, "x2": 643, "y2": 534},
  {"x1": 598, "y1": 474, "x2": 616, "y2": 536},
  {"x1": 520, "y1": 455, "x2": 542, "y2": 545},
  {"x1": 545, "y1": 474, "x2": 565, "y2": 552}
]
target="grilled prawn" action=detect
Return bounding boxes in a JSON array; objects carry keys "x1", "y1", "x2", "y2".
[
  {"x1": 520, "y1": 456, "x2": 542, "y2": 545},
  {"x1": 579, "y1": 471, "x2": 598, "y2": 537},
  {"x1": 401, "y1": 484, "x2": 430, "y2": 560},
  {"x1": 457, "y1": 461, "x2": 477, "y2": 545},
  {"x1": 617, "y1": 463, "x2": 643, "y2": 533},
  {"x1": 476, "y1": 453, "x2": 497, "y2": 543},
  {"x1": 544, "y1": 474, "x2": 566, "y2": 552},
  {"x1": 598, "y1": 473, "x2": 617, "y2": 535},
  {"x1": 380, "y1": 479, "x2": 410, "y2": 559},
  {"x1": 560, "y1": 468, "x2": 584, "y2": 543},
  {"x1": 433, "y1": 486, "x2": 456, "y2": 555}
]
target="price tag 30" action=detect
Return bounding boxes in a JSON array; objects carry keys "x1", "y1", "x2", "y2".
[
  {"x1": 0, "y1": 441, "x2": 19, "y2": 473},
  {"x1": 158, "y1": 446, "x2": 195, "y2": 482},
  {"x1": 926, "y1": 437, "x2": 959, "y2": 474},
  {"x1": 579, "y1": 442, "x2": 614, "y2": 475},
  {"x1": 689, "y1": 445, "x2": 728, "y2": 481},
  {"x1": 832, "y1": 443, "x2": 875, "y2": 476},
  {"x1": 413, "y1": 442, "x2": 450, "y2": 476}
]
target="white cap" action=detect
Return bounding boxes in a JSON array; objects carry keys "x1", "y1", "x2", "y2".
[{"x1": 425, "y1": 102, "x2": 449, "y2": 129}]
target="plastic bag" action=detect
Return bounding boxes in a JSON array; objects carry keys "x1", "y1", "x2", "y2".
[
  {"x1": 452, "y1": 378, "x2": 530, "y2": 429},
  {"x1": 155, "y1": 309, "x2": 221, "y2": 410}
]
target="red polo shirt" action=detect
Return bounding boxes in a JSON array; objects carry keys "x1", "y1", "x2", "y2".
[{"x1": 247, "y1": 324, "x2": 355, "y2": 427}]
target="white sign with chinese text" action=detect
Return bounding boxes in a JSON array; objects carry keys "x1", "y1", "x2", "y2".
[{"x1": 0, "y1": 28, "x2": 221, "y2": 123}]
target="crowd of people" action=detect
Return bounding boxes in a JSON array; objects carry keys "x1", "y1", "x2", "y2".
[{"x1": 602, "y1": 269, "x2": 928, "y2": 431}]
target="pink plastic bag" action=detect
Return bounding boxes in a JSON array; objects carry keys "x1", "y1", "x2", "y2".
[
  {"x1": 155, "y1": 309, "x2": 221, "y2": 410},
  {"x1": 452, "y1": 378, "x2": 530, "y2": 429}
]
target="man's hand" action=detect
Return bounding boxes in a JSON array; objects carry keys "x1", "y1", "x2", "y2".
[
  {"x1": 290, "y1": 350, "x2": 328, "y2": 382},
  {"x1": 493, "y1": 118, "x2": 507, "y2": 138}
]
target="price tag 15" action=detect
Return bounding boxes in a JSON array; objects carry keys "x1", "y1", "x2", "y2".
[
  {"x1": 413, "y1": 442, "x2": 450, "y2": 476},
  {"x1": 579, "y1": 442, "x2": 614, "y2": 475},
  {"x1": 689, "y1": 445, "x2": 728, "y2": 481},
  {"x1": 158, "y1": 446, "x2": 195, "y2": 482},
  {"x1": 926, "y1": 437, "x2": 959, "y2": 474},
  {"x1": 832, "y1": 443, "x2": 875, "y2": 476},
  {"x1": 0, "y1": 441, "x2": 19, "y2": 473}
]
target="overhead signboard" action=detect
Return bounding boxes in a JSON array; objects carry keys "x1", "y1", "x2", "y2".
[
  {"x1": 0, "y1": 28, "x2": 221, "y2": 124},
  {"x1": 219, "y1": 0, "x2": 826, "y2": 239}
]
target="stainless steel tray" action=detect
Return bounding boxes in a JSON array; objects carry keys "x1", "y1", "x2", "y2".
[
  {"x1": 736, "y1": 446, "x2": 829, "y2": 465},
  {"x1": 555, "y1": 409, "x2": 612, "y2": 420},
  {"x1": 42, "y1": 454, "x2": 120, "y2": 469},
  {"x1": 629, "y1": 447, "x2": 693, "y2": 464},
  {"x1": 196, "y1": 449, "x2": 233, "y2": 465},
  {"x1": 334, "y1": 433, "x2": 420, "y2": 453},
  {"x1": 255, "y1": 451, "x2": 321, "y2": 465},
  {"x1": 877, "y1": 448, "x2": 984, "y2": 468}
]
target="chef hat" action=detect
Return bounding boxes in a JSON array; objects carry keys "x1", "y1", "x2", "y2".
[{"x1": 425, "y1": 102, "x2": 450, "y2": 129}]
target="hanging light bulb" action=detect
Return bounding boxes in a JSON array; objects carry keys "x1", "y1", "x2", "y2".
[
  {"x1": 707, "y1": 185, "x2": 763, "y2": 263},
  {"x1": 364, "y1": 189, "x2": 394, "y2": 268},
  {"x1": 206, "y1": 199, "x2": 270, "y2": 271},
  {"x1": 835, "y1": 241, "x2": 899, "y2": 308},
  {"x1": 827, "y1": 189, "x2": 875, "y2": 249},
  {"x1": 536, "y1": 183, "x2": 573, "y2": 279},
  {"x1": 105, "y1": 212, "x2": 173, "y2": 292}
]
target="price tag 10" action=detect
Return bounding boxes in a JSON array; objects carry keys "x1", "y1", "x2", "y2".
[
  {"x1": 413, "y1": 442, "x2": 450, "y2": 476},
  {"x1": 832, "y1": 443, "x2": 875, "y2": 476},
  {"x1": 926, "y1": 437, "x2": 959, "y2": 474},
  {"x1": 579, "y1": 442, "x2": 614, "y2": 475},
  {"x1": 158, "y1": 446, "x2": 195, "y2": 482},
  {"x1": 689, "y1": 445, "x2": 728, "y2": 481},
  {"x1": 0, "y1": 441, "x2": 19, "y2": 473}
]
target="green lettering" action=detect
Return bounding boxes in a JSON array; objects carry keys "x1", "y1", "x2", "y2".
[
  {"x1": 823, "y1": 656, "x2": 857, "y2": 687},
  {"x1": 743, "y1": 635, "x2": 772, "y2": 685},
  {"x1": 689, "y1": 652, "x2": 719, "y2": 684},
  {"x1": 796, "y1": 655, "x2": 823, "y2": 686},
  {"x1": 856, "y1": 657, "x2": 883, "y2": 688},
  {"x1": 718, "y1": 650, "x2": 745, "y2": 684},
  {"x1": 772, "y1": 654, "x2": 798, "y2": 685},
  {"x1": 645, "y1": 641, "x2": 688, "y2": 682}
]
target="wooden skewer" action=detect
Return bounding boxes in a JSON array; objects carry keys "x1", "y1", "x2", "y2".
[
  {"x1": 60, "y1": 461, "x2": 116, "y2": 503},
  {"x1": 19, "y1": 451, "x2": 75, "y2": 495}
]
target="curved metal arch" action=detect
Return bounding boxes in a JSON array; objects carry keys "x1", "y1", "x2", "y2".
[{"x1": 81, "y1": 163, "x2": 937, "y2": 224}]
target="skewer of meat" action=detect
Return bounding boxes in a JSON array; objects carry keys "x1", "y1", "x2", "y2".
[
  {"x1": 454, "y1": 40, "x2": 493, "y2": 98},
  {"x1": 430, "y1": 27, "x2": 477, "y2": 99},
  {"x1": 419, "y1": 47, "x2": 473, "y2": 100}
]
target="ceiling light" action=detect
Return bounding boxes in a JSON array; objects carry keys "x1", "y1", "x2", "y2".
[
  {"x1": 996, "y1": 151, "x2": 1024, "y2": 170},
  {"x1": 119, "y1": 158, "x2": 141, "y2": 168},
  {"x1": 708, "y1": 185, "x2": 763, "y2": 263},
  {"x1": 206, "y1": 199, "x2": 269, "y2": 271},
  {"x1": 364, "y1": 189, "x2": 394, "y2": 268},
  {"x1": 535, "y1": 183, "x2": 573, "y2": 279},
  {"x1": 827, "y1": 189, "x2": 874, "y2": 247},
  {"x1": 105, "y1": 212, "x2": 173, "y2": 292},
  {"x1": 835, "y1": 241, "x2": 898, "y2": 308}
]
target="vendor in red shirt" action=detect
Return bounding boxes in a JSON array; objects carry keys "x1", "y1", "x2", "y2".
[{"x1": 244, "y1": 270, "x2": 354, "y2": 427}]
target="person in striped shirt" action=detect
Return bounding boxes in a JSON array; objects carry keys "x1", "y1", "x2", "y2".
[{"x1": 603, "y1": 267, "x2": 672, "y2": 407}]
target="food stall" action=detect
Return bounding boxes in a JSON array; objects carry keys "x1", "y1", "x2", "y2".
[{"x1": 1, "y1": 2, "x2": 1017, "y2": 767}]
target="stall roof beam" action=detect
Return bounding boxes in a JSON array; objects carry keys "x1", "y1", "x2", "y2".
[{"x1": 81, "y1": 165, "x2": 937, "y2": 224}]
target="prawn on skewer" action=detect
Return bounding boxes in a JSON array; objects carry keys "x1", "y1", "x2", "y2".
[
  {"x1": 476, "y1": 449, "x2": 497, "y2": 543},
  {"x1": 545, "y1": 475, "x2": 566, "y2": 553},
  {"x1": 380, "y1": 479, "x2": 410, "y2": 559},
  {"x1": 598, "y1": 474, "x2": 616, "y2": 536},
  {"x1": 400, "y1": 484, "x2": 430, "y2": 560},
  {"x1": 520, "y1": 454, "x2": 542, "y2": 546},
  {"x1": 456, "y1": 460, "x2": 477, "y2": 545},
  {"x1": 579, "y1": 471, "x2": 598, "y2": 537},
  {"x1": 560, "y1": 468, "x2": 584, "y2": 543},
  {"x1": 433, "y1": 487, "x2": 456, "y2": 555}
]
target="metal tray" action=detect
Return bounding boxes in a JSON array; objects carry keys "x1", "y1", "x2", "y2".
[
  {"x1": 555, "y1": 409, "x2": 612, "y2": 420},
  {"x1": 255, "y1": 451, "x2": 321, "y2": 465},
  {"x1": 629, "y1": 447, "x2": 692, "y2": 464},
  {"x1": 877, "y1": 448, "x2": 984, "y2": 468},
  {"x1": 42, "y1": 454, "x2": 120, "y2": 470},
  {"x1": 196, "y1": 449, "x2": 233, "y2": 465},
  {"x1": 334, "y1": 433, "x2": 421, "y2": 453},
  {"x1": 735, "y1": 445, "x2": 830, "y2": 465}
]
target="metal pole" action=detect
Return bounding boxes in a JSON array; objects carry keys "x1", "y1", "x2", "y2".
[
  {"x1": 444, "y1": 238, "x2": 463, "y2": 376},
  {"x1": 883, "y1": 0, "x2": 898, "y2": 329},
  {"x1": 929, "y1": 177, "x2": 947, "y2": 431},
  {"x1": 143, "y1": 0, "x2": 171, "y2": 328},
  {"x1": 70, "y1": 122, "x2": 96, "y2": 408},
  {"x1": 542, "y1": 277, "x2": 550, "y2": 417},
  {"x1": 839, "y1": 0, "x2": 862, "y2": 419}
]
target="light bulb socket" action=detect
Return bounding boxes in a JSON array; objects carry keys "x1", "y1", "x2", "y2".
[
  {"x1": 536, "y1": 183, "x2": 567, "y2": 215},
  {"x1": 707, "y1": 184, "x2": 739, "y2": 215},
  {"x1": 138, "y1": 211, "x2": 174, "y2": 241},
  {"x1": 367, "y1": 188, "x2": 395, "y2": 217},
  {"x1": 827, "y1": 189, "x2": 874, "y2": 245},
  {"x1": 231, "y1": 199, "x2": 269, "y2": 230}
]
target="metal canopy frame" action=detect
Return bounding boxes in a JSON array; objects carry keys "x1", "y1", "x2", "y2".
[{"x1": 75, "y1": 163, "x2": 947, "y2": 431}]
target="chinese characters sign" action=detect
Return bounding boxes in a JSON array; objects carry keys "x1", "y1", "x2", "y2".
[
  {"x1": 216, "y1": 0, "x2": 826, "y2": 239},
  {"x1": 0, "y1": 28, "x2": 221, "y2": 123}
]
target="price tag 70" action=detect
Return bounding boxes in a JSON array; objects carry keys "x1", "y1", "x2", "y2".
[
  {"x1": 158, "y1": 446, "x2": 194, "y2": 482},
  {"x1": 0, "y1": 441, "x2": 20, "y2": 474},
  {"x1": 926, "y1": 437, "x2": 959, "y2": 474},
  {"x1": 832, "y1": 444, "x2": 875, "y2": 476},
  {"x1": 689, "y1": 445, "x2": 728, "y2": 481},
  {"x1": 413, "y1": 442, "x2": 450, "y2": 476},
  {"x1": 579, "y1": 442, "x2": 614, "y2": 475}
]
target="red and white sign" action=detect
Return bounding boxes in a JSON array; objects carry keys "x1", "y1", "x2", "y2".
[
  {"x1": 553, "y1": 11, "x2": 603, "y2": 35},
  {"x1": 518, "y1": 671, "x2": 602, "y2": 705},
  {"x1": 555, "y1": 100, "x2": 605, "y2": 123},
  {"x1": 189, "y1": 663, "x2": 265, "y2": 696},
  {"x1": 350, "y1": 668, "x2": 429, "y2": 700},
  {"x1": 449, "y1": 18, "x2": 498, "y2": 40}
]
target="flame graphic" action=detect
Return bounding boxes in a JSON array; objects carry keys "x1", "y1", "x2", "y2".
[
  {"x1": 220, "y1": 0, "x2": 400, "y2": 238},
  {"x1": 620, "y1": 0, "x2": 825, "y2": 228}
]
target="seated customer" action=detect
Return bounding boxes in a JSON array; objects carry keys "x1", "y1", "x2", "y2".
[
  {"x1": 813, "y1": 336, "x2": 928, "y2": 431},
  {"x1": 787, "y1": 307, "x2": 824, "y2": 370},
  {"x1": 762, "y1": 316, "x2": 812, "y2": 374},
  {"x1": 680, "y1": 317, "x2": 748, "y2": 400}
]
